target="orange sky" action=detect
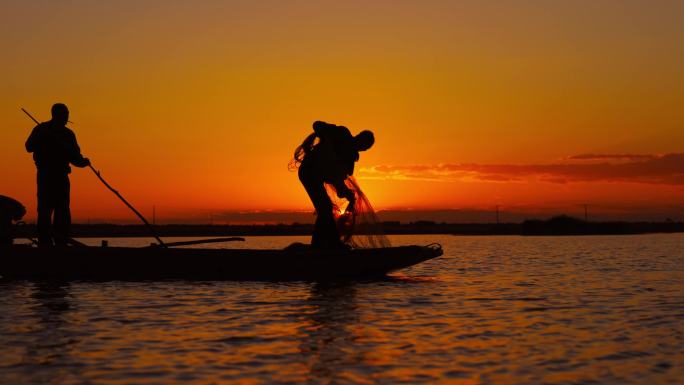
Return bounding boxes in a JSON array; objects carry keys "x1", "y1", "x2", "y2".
[{"x1": 1, "y1": 1, "x2": 683, "y2": 222}]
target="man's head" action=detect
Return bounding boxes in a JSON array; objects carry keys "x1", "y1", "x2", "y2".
[
  {"x1": 354, "y1": 130, "x2": 375, "y2": 151},
  {"x1": 51, "y1": 103, "x2": 69, "y2": 126}
]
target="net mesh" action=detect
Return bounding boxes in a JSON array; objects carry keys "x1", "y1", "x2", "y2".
[{"x1": 325, "y1": 176, "x2": 391, "y2": 249}]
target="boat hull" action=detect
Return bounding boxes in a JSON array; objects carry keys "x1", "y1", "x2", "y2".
[{"x1": 0, "y1": 245, "x2": 442, "y2": 281}]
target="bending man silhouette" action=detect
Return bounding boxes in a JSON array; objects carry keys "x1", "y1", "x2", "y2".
[
  {"x1": 25, "y1": 103, "x2": 90, "y2": 247},
  {"x1": 0, "y1": 195, "x2": 25, "y2": 247},
  {"x1": 294, "y1": 121, "x2": 374, "y2": 249}
]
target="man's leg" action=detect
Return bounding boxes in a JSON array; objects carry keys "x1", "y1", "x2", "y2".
[
  {"x1": 308, "y1": 185, "x2": 341, "y2": 249},
  {"x1": 36, "y1": 172, "x2": 54, "y2": 247},
  {"x1": 316, "y1": 204, "x2": 341, "y2": 248},
  {"x1": 53, "y1": 175, "x2": 71, "y2": 247},
  {"x1": 299, "y1": 167, "x2": 339, "y2": 249}
]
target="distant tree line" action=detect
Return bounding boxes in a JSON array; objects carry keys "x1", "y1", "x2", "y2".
[{"x1": 12, "y1": 217, "x2": 684, "y2": 238}]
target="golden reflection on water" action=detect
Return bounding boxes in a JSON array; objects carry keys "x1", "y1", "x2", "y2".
[{"x1": 0, "y1": 234, "x2": 683, "y2": 384}]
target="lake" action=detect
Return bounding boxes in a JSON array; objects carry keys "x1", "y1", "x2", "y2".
[{"x1": 1, "y1": 234, "x2": 683, "y2": 384}]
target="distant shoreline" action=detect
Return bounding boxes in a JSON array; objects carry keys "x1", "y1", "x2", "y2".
[{"x1": 13, "y1": 219, "x2": 684, "y2": 238}]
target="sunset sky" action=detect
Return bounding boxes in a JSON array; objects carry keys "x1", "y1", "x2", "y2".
[{"x1": 2, "y1": 0, "x2": 683, "y2": 223}]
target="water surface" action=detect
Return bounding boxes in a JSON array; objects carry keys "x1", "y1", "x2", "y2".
[{"x1": 1, "y1": 234, "x2": 683, "y2": 384}]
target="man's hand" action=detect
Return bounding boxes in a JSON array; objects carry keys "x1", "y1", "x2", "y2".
[
  {"x1": 75, "y1": 157, "x2": 91, "y2": 167},
  {"x1": 344, "y1": 191, "x2": 356, "y2": 212},
  {"x1": 346, "y1": 200, "x2": 356, "y2": 213}
]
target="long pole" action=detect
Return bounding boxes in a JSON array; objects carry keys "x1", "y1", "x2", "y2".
[
  {"x1": 21, "y1": 108, "x2": 166, "y2": 247},
  {"x1": 88, "y1": 165, "x2": 166, "y2": 247},
  {"x1": 157, "y1": 237, "x2": 245, "y2": 248}
]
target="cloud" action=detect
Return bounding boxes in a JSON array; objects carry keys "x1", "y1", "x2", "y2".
[
  {"x1": 358, "y1": 153, "x2": 684, "y2": 185},
  {"x1": 566, "y1": 154, "x2": 658, "y2": 161}
]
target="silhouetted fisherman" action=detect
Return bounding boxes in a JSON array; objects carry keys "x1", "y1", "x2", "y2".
[
  {"x1": 0, "y1": 195, "x2": 26, "y2": 247},
  {"x1": 25, "y1": 104, "x2": 90, "y2": 247},
  {"x1": 293, "y1": 121, "x2": 374, "y2": 249}
]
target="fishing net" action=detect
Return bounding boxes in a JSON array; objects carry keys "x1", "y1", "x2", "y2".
[{"x1": 325, "y1": 176, "x2": 391, "y2": 249}]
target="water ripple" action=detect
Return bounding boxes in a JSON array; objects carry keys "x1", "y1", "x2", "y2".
[{"x1": 1, "y1": 234, "x2": 683, "y2": 384}]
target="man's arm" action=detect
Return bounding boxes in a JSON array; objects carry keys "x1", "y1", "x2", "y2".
[
  {"x1": 25, "y1": 124, "x2": 41, "y2": 153},
  {"x1": 333, "y1": 178, "x2": 355, "y2": 204},
  {"x1": 67, "y1": 131, "x2": 90, "y2": 168}
]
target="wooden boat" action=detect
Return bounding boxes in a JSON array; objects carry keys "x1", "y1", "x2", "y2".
[{"x1": 0, "y1": 244, "x2": 443, "y2": 281}]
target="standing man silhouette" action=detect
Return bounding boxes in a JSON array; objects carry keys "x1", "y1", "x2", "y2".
[{"x1": 25, "y1": 103, "x2": 90, "y2": 247}]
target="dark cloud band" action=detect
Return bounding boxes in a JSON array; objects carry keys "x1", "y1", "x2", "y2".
[{"x1": 359, "y1": 153, "x2": 684, "y2": 185}]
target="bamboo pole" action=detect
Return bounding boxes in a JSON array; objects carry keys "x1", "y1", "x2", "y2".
[
  {"x1": 87, "y1": 165, "x2": 166, "y2": 247},
  {"x1": 153, "y1": 237, "x2": 245, "y2": 248}
]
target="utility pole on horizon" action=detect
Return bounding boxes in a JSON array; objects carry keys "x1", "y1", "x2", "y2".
[
  {"x1": 153, "y1": 205, "x2": 156, "y2": 225},
  {"x1": 582, "y1": 204, "x2": 588, "y2": 222},
  {"x1": 495, "y1": 205, "x2": 500, "y2": 225}
]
